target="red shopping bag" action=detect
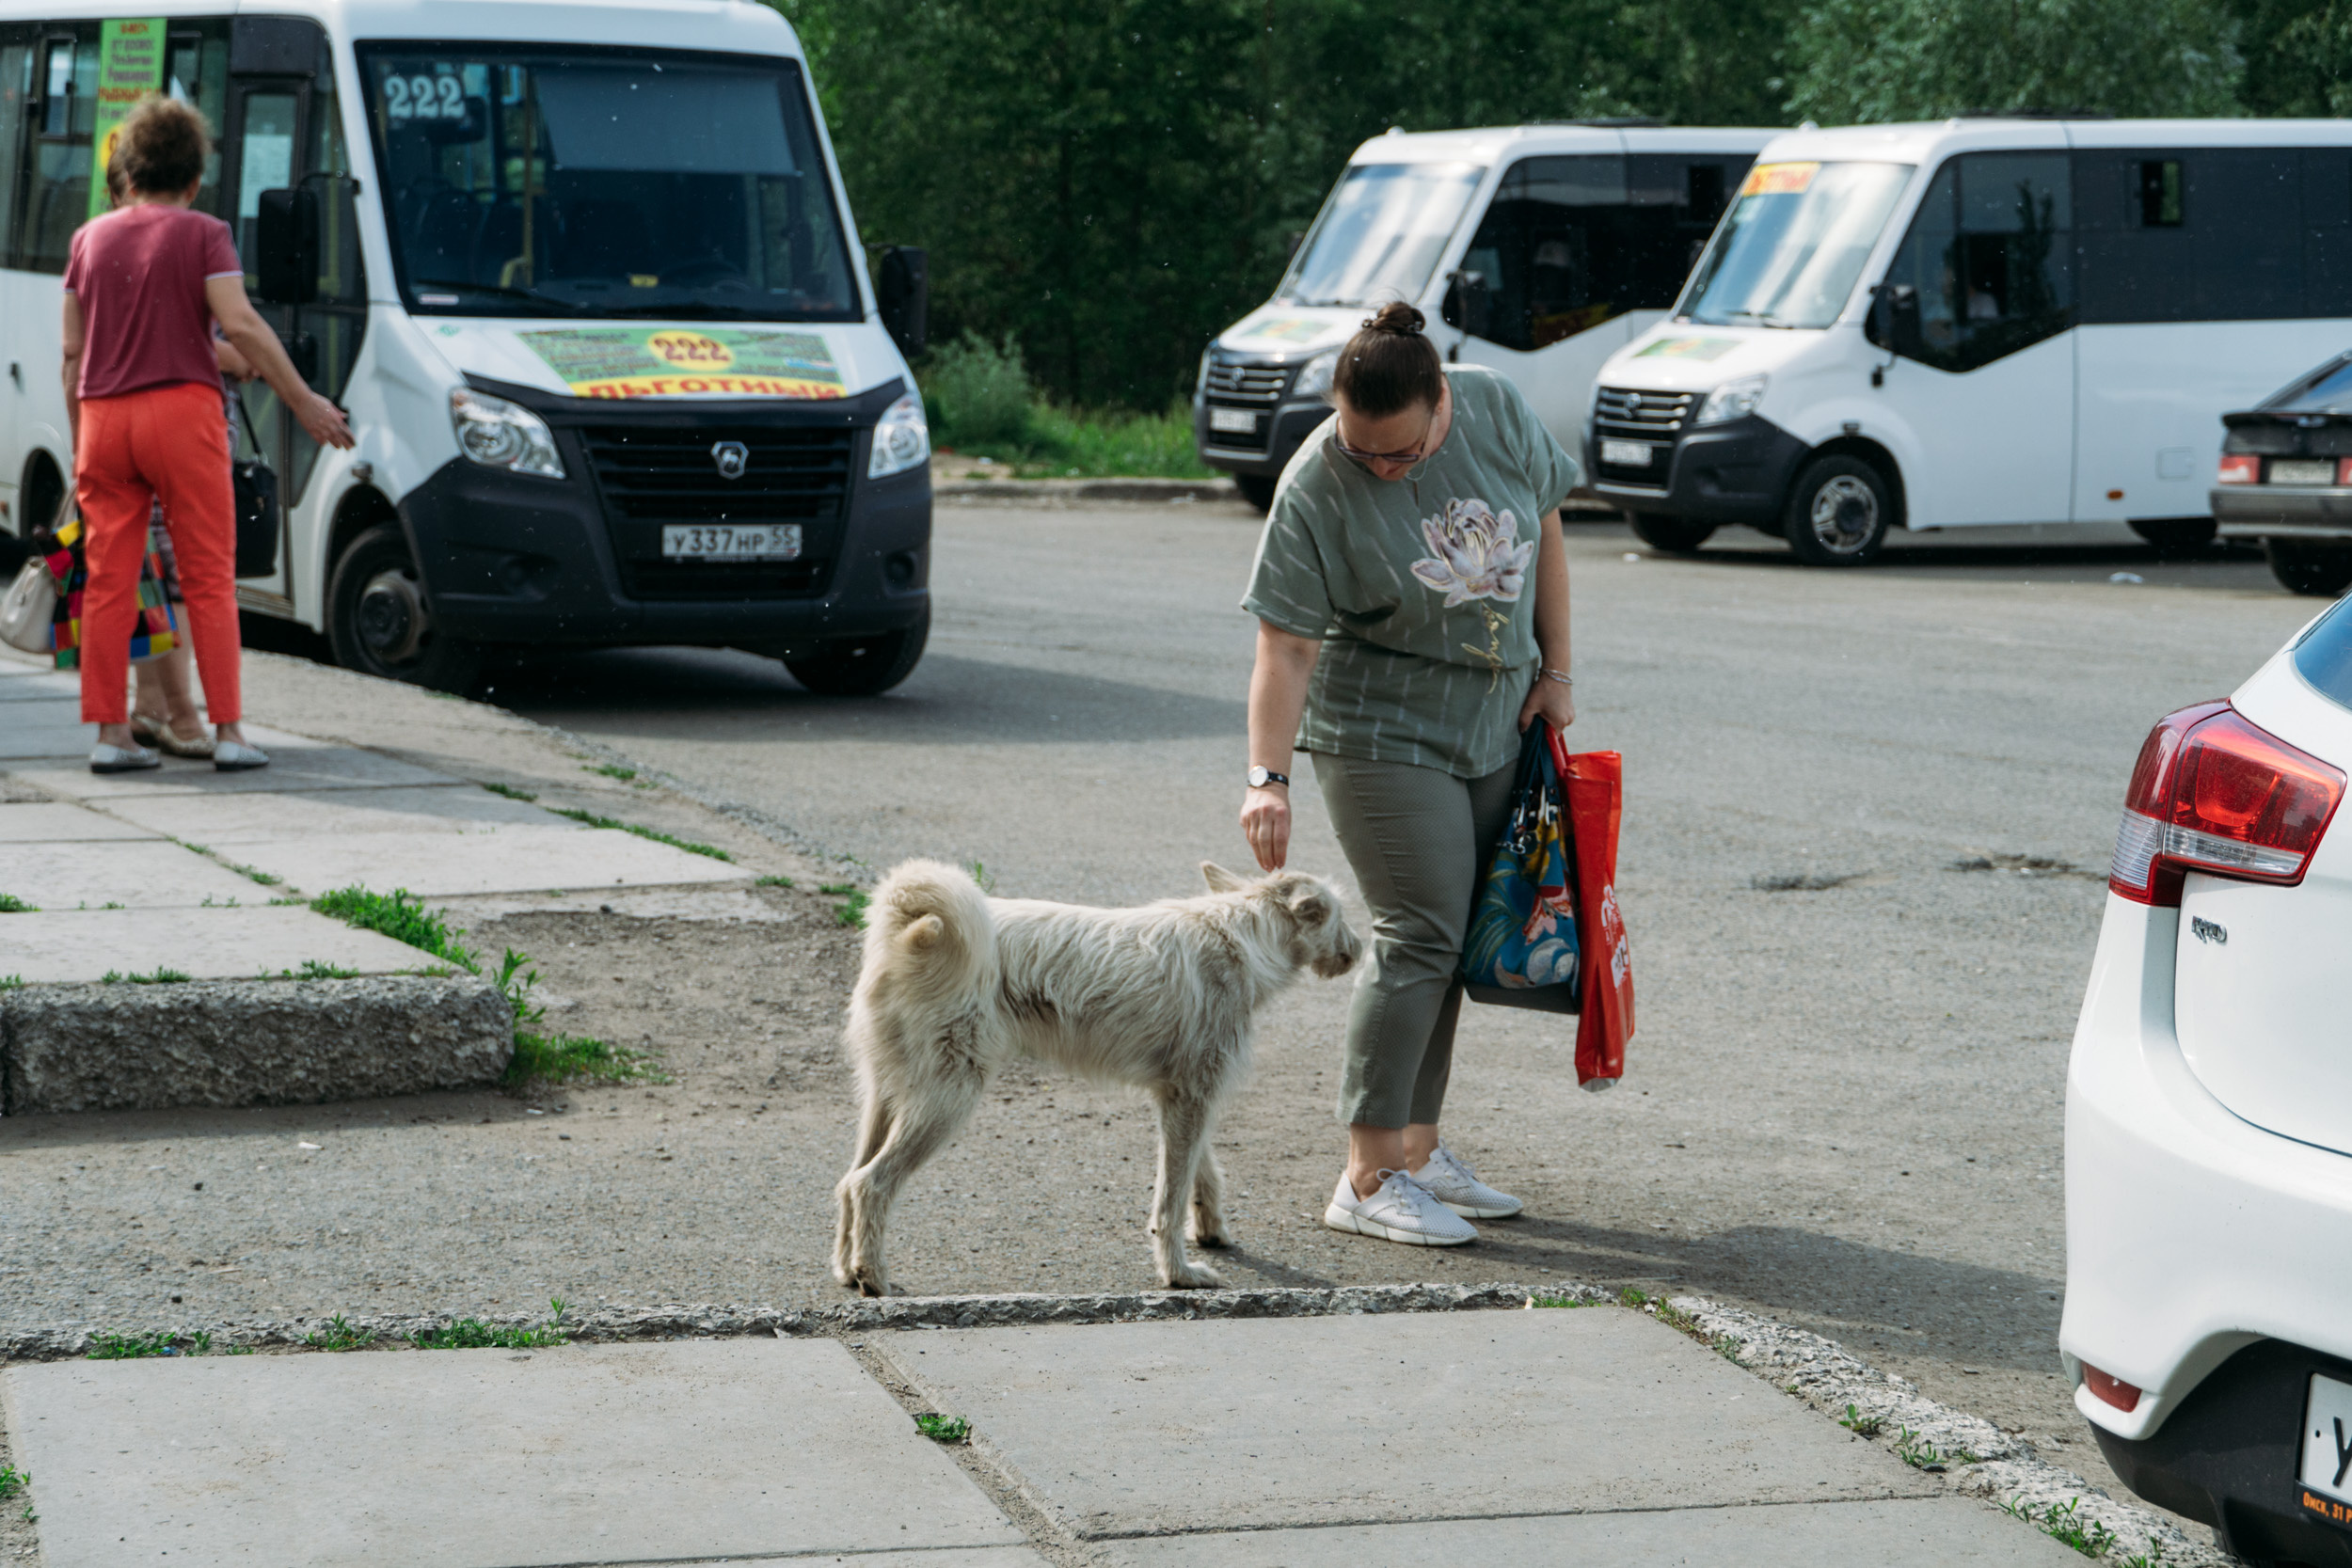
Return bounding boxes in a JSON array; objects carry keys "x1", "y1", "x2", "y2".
[{"x1": 1552, "y1": 741, "x2": 1634, "y2": 1090}]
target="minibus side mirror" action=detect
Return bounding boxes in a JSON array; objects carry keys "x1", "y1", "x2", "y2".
[
  {"x1": 880, "y1": 245, "x2": 928, "y2": 359},
  {"x1": 1441, "y1": 270, "x2": 1493, "y2": 340},
  {"x1": 1867, "y1": 282, "x2": 1921, "y2": 356},
  {"x1": 255, "y1": 187, "x2": 319, "y2": 307}
]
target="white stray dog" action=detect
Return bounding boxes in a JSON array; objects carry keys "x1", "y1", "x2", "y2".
[{"x1": 834, "y1": 859, "x2": 1362, "y2": 1295}]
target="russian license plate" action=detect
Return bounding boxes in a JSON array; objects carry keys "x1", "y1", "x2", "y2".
[
  {"x1": 1209, "y1": 407, "x2": 1258, "y2": 435},
  {"x1": 661, "y1": 524, "x2": 802, "y2": 562},
  {"x1": 2272, "y1": 459, "x2": 2335, "y2": 486},
  {"x1": 2298, "y1": 1373, "x2": 2352, "y2": 1526},
  {"x1": 1601, "y1": 438, "x2": 1654, "y2": 468}
]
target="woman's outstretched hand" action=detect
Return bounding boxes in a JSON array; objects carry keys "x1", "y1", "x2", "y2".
[
  {"x1": 1518, "y1": 674, "x2": 1576, "y2": 735},
  {"x1": 1241, "y1": 784, "x2": 1291, "y2": 871}
]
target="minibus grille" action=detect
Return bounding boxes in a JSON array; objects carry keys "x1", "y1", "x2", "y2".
[
  {"x1": 580, "y1": 425, "x2": 854, "y2": 601},
  {"x1": 1593, "y1": 387, "x2": 1696, "y2": 436},
  {"x1": 1205, "y1": 354, "x2": 1289, "y2": 406}
]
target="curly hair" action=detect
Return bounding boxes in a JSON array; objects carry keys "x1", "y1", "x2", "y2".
[{"x1": 112, "y1": 95, "x2": 211, "y2": 198}]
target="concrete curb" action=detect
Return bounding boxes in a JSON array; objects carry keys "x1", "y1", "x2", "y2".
[
  {"x1": 1675, "y1": 1294, "x2": 2233, "y2": 1567},
  {"x1": 936, "y1": 477, "x2": 1240, "y2": 504},
  {"x1": 0, "y1": 974, "x2": 510, "y2": 1116}
]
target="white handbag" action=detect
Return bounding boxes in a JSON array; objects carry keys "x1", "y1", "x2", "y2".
[{"x1": 0, "y1": 554, "x2": 55, "y2": 656}]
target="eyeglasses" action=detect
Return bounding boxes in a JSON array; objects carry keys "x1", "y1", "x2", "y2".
[{"x1": 1332, "y1": 411, "x2": 1438, "y2": 467}]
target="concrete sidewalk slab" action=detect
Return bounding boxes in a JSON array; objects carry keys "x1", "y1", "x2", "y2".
[
  {"x1": 1105, "y1": 1495, "x2": 2084, "y2": 1564},
  {"x1": 3, "y1": 839, "x2": 262, "y2": 908},
  {"x1": 0, "y1": 709, "x2": 87, "y2": 760},
  {"x1": 2, "y1": 1338, "x2": 1034, "y2": 1568},
  {"x1": 877, "y1": 1308, "x2": 1939, "y2": 1540},
  {"x1": 0, "y1": 801, "x2": 162, "y2": 841},
  {"x1": 8, "y1": 745, "x2": 454, "y2": 798},
  {"x1": 230, "y1": 823, "x2": 751, "y2": 897},
  {"x1": 0, "y1": 905, "x2": 443, "y2": 983},
  {"x1": 98, "y1": 783, "x2": 575, "y2": 841}
]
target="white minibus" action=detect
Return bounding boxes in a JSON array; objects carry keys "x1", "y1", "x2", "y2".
[
  {"x1": 1587, "y1": 117, "x2": 2352, "y2": 565},
  {"x1": 1192, "y1": 121, "x2": 1775, "y2": 509},
  {"x1": 0, "y1": 0, "x2": 933, "y2": 692}
]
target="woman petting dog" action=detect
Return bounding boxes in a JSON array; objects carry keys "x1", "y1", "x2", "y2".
[{"x1": 1240, "y1": 300, "x2": 1581, "y2": 1248}]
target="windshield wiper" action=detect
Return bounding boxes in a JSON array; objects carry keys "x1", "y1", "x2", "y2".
[{"x1": 411, "y1": 278, "x2": 584, "y2": 312}]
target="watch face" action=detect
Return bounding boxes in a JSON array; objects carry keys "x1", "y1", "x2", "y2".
[{"x1": 1248, "y1": 766, "x2": 1270, "y2": 787}]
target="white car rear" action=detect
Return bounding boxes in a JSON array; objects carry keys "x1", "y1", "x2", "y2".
[{"x1": 2065, "y1": 597, "x2": 2352, "y2": 1565}]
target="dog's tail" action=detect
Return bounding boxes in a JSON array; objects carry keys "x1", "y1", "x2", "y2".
[{"x1": 863, "y1": 858, "x2": 999, "y2": 1003}]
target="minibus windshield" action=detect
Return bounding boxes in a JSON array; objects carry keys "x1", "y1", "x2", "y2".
[
  {"x1": 1278, "y1": 162, "x2": 1485, "y2": 308},
  {"x1": 1677, "y1": 161, "x2": 1913, "y2": 329},
  {"x1": 358, "y1": 45, "x2": 858, "y2": 320}
]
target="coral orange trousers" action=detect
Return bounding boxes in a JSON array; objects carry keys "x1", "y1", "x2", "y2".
[{"x1": 75, "y1": 380, "x2": 240, "y2": 725}]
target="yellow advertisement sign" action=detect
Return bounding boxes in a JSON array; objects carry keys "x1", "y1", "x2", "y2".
[
  {"x1": 517, "y1": 327, "x2": 847, "y2": 400},
  {"x1": 88, "y1": 18, "x2": 167, "y2": 220},
  {"x1": 1740, "y1": 162, "x2": 1819, "y2": 198}
]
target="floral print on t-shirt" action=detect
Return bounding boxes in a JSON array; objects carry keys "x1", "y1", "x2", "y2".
[{"x1": 1412, "y1": 498, "x2": 1531, "y2": 673}]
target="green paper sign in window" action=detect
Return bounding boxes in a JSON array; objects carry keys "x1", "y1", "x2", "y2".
[{"x1": 87, "y1": 18, "x2": 167, "y2": 220}]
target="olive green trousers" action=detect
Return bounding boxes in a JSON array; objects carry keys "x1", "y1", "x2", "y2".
[{"x1": 1312, "y1": 750, "x2": 1517, "y2": 1129}]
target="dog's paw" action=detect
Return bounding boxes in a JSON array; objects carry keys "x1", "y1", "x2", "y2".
[
  {"x1": 847, "y1": 1261, "x2": 889, "y2": 1297},
  {"x1": 1161, "y1": 1261, "x2": 1225, "y2": 1290},
  {"x1": 1188, "y1": 1220, "x2": 1232, "y2": 1249},
  {"x1": 831, "y1": 1259, "x2": 856, "y2": 1287}
]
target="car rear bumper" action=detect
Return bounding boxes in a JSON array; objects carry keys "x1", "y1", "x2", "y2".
[
  {"x1": 1586, "y1": 413, "x2": 1809, "y2": 525},
  {"x1": 2065, "y1": 894, "x2": 2352, "y2": 1552},
  {"x1": 2212, "y1": 485, "x2": 2352, "y2": 539}
]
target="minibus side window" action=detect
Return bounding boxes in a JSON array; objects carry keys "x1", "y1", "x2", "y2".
[
  {"x1": 2303, "y1": 148, "x2": 2352, "y2": 320},
  {"x1": 164, "y1": 25, "x2": 230, "y2": 220},
  {"x1": 19, "y1": 28, "x2": 95, "y2": 274},
  {"x1": 1457, "y1": 155, "x2": 1626, "y2": 352},
  {"x1": 0, "y1": 34, "x2": 34, "y2": 267},
  {"x1": 2078, "y1": 149, "x2": 2310, "y2": 325},
  {"x1": 1881, "y1": 152, "x2": 2073, "y2": 372}
]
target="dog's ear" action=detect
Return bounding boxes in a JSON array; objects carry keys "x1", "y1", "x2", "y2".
[
  {"x1": 1200, "y1": 861, "x2": 1251, "y2": 894},
  {"x1": 1286, "y1": 886, "x2": 1331, "y2": 923}
]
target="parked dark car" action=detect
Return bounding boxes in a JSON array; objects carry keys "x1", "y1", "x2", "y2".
[{"x1": 2214, "y1": 353, "x2": 2352, "y2": 596}]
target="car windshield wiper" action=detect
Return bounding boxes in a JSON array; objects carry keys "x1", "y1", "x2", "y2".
[{"x1": 410, "y1": 278, "x2": 584, "y2": 312}]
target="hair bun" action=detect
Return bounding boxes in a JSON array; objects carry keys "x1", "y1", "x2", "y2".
[{"x1": 1362, "y1": 301, "x2": 1425, "y2": 337}]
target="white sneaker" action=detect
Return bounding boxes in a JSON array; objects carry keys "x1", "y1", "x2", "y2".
[
  {"x1": 1412, "y1": 1146, "x2": 1523, "y2": 1219},
  {"x1": 1324, "y1": 1170, "x2": 1478, "y2": 1246}
]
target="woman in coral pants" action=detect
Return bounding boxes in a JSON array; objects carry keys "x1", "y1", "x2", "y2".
[{"x1": 60, "y1": 95, "x2": 350, "y2": 773}]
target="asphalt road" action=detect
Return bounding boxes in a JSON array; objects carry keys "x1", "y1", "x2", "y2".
[{"x1": 479, "y1": 500, "x2": 2315, "y2": 1502}]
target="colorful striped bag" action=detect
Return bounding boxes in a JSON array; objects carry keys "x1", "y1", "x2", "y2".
[{"x1": 40, "y1": 509, "x2": 177, "y2": 670}]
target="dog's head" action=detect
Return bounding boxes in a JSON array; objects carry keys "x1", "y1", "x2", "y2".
[{"x1": 1201, "y1": 863, "x2": 1362, "y2": 979}]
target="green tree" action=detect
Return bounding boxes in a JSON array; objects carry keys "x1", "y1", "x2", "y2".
[
  {"x1": 779, "y1": 0, "x2": 1802, "y2": 409},
  {"x1": 1784, "y1": 0, "x2": 2245, "y2": 122},
  {"x1": 2229, "y1": 0, "x2": 2352, "y2": 115}
]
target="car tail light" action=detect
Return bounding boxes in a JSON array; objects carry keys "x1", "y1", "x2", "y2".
[
  {"x1": 2217, "y1": 452, "x2": 2260, "y2": 484},
  {"x1": 2337, "y1": 457, "x2": 2352, "y2": 487},
  {"x1": 2110, "y1": 703, "x2": 2346, "y2": 906},
  {"x1": 2083, "y1": 1365, "x2": 2142, "y2": 1412}
]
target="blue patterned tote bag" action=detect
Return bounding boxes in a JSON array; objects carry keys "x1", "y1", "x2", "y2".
[{"x1": 1460, "y1": 721, "x2": 1581, "y2": 1009}]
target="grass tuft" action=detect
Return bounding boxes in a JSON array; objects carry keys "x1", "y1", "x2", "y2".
[
  {"x1": 507, "y1": 1030, "x2": 659, "y2": 1085},
  {"x1": 312, "y1": 886, "x2": 479, "y2": 972},
  {"x1": 586, "y1": 763, "x2": 637, "y2": 781},
  {"x1": 0, "y1": 894, "x2": 36, "y2": 913},
  {"x1": 409, "y1": 1318, "x2": 568, "y2": 1352},
  {"x1": 1999, "y1": 1495, "x2": 2124, "y2": 1559},
  {"x1": 755, "y1": 874, "x2": 794, "y2": 888},
  {"x1": 303, "y1": 1314, "x2": 376, "y2": 1352},
  {"x1": 550, "y1": 808, "x2": 731, "y2": 862},
  {"x1": 1893, "y1": 1424, "x2": 1979, "y2": 1470},
  {"x1": 262, "y1": 959, "x2": 358, "y2": 981},
  {"x1": 481, "y1": 782, "x2": 538, "y2": 801},
  {"x1": 914, "y1": 1414, "x2": 970, "y2": 1444},
  {"x1": 101, "y1": 967, "x2": 192, "y2": 985},
  {"x1": 0, "y1": 1465, "x2": 25, "y2": 1501},
  {"x1": 1527, "y1": 1291, "x2": 1600, "y2": 1308},
  {"x1": 0, "y1": 974, "x2": 22, "y2": 991},
  {"x1": 818, "y1": 882, "x2": 870, "y2": 927},
  {"x1": 88, "y1": 1330, "x2": 212, "y2": 1359},
  {"x1": 1839, "y1": 1402, "x2": 1885, "y2": 1438}
]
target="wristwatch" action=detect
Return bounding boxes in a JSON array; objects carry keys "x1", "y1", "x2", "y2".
[{"x1": 1247, "y1": 766, "x2": 1290, "y2": 789}]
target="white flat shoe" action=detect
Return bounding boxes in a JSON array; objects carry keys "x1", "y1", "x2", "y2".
[
  {"x1": 1412, "y1": 1146, "x2": 1524, "y2": 1219},
  {"x1": 1323, "y1": 1170, "x2": 1478, "y2": 1246},
  {"x1": 89, "y1": 742, "x2": 162, "y2": 774},
  {"x1": 213, "y1": 740, "x2": 270, "y2": 771}
]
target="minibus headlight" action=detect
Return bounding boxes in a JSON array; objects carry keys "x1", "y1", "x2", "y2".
[
  {"x1": 449, "y1": 388, "x2": 564, "y2": 480},
  {"x1": 1291, "y1": 348, "x2": 1339, "y2": 403},
  {"x1": 869, "y1": 392, "x2": 931, "y2": 479},
  {"x1": 1693, "y1": 373, "x2": 1769, "y2": 427}
]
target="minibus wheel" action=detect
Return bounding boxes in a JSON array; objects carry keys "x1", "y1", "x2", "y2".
[
  {"x1": 1783, "y1": 455, "x2": 1892, "y2": 567},
  {"x1": 1628, "y1": 514, "x2": 1715, "y2": 554},
  {"x1": 1235, "y1": 475, "x2": 1277, "y2": 512},
  {"x1": 326, "y1": 526, "x2": 481, "y2": 693},
  {"x1": 2265, "y1": 537, "x2": 2352, "y2": 597},
  {"x1": 784, "y1": 602, "x2": 930, "y2": 697}
]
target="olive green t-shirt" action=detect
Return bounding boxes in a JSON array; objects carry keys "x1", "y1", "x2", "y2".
[{"x1": 1241, "y1": 365, "x2": 1581, "y2": 778}]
